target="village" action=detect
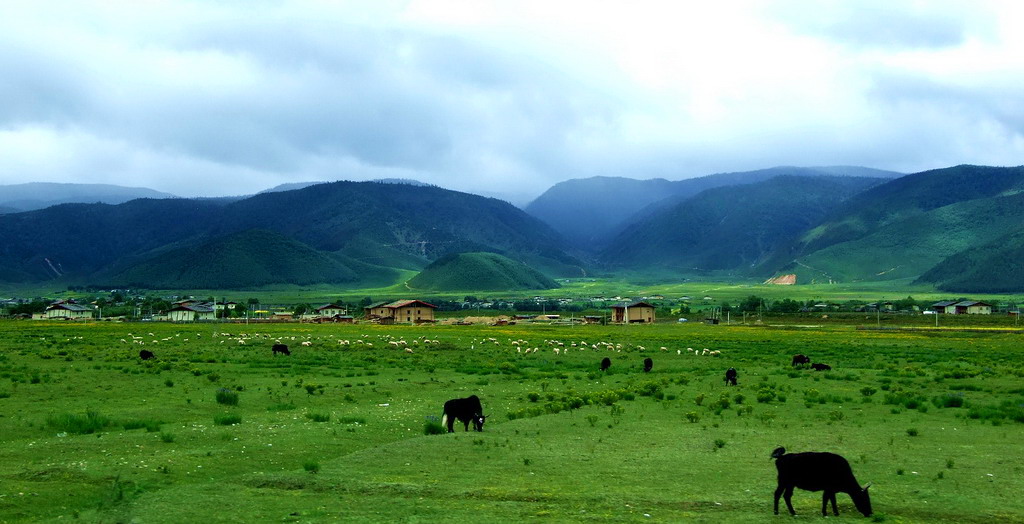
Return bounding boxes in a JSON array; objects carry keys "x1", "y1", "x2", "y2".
[{"x1": 5, "y1": 294, "x2": 1016, "y2": 324}]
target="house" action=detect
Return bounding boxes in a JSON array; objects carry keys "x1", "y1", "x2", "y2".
[
  {"x1": 44, "y1": 301, "x2": 94, "y2": 320},
  {"x1": 316, "y1": 303, "x2": 347, "y2": 317},
  {"x1": 953, "y1": 300, "x2": 993, "y2": 315},
  {"x1": 214, "y1": 301, "x2": 238, "y2": 311},
  {"x1": 610, "y1": 301, "x2": 656, "y2": 324},
  {"x1": 930, "y1": 300, "x2": 958, "y2": 314},
  {"x1": 167, "y1": 303, "x2": 215, "y2": 322},
  {"x1": 363, "y1": 300, "x2": 437, "y2": 323}
]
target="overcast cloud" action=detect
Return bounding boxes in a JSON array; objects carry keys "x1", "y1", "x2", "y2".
[{"x1": 1, "y1": 1, "x2": 1023, "y2": 204}]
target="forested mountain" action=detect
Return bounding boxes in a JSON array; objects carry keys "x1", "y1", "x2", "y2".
[
  {"x1": 915, "y1": 227, "x2": 1024, "y2": 292},
  {"x1": 524, "y1": 166, "x2": 902, "y2": 248},
  {"x1": 600, "y1": 176, "x2": 884, "y2": 272},
  {"x1": 0, "y1": 181, "x2": 582, "y2": 288},
  {"x1": 0, "y1": 182, "x2": 177, "y2": 212},
  {"x1": 763, "y1": 165, "x2": 1024, "y2": 285},
  {"x1": 408, "y1": 252, "x2": 559, "y2": 291},
  {"x1": 103, "y1": 229, "x2": 398, "y2": 289}
]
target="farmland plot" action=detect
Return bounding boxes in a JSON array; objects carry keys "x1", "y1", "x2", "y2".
[{"x1": 0, "y1": 321, "x2": 1021, "y2": 522}]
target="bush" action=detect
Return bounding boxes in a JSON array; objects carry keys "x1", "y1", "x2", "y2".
[
  {"x1": 303, "y1": 460, "x2": 321, "y2": 474},
  {"x1": 685, "y1": 412, "x2": 700, "y2": 423},
  {"x1": 47, "y1": 410, "x2": 111, "y2": 435},
  {"x1": 906, "y1": 428, "x2": 919, "y2": 437},
  {"x1": 215, "y1": 388, "x2": 239, "y2": 406},
  {"x1": 424, "y1": 416, "x2": 446, "y2": 435},
  {"x1": 122, "y1": 419, "x2": 162, "y2": 432},
  {"x1": 214, "y1": 414, "x2": 242, "y2": 426},
  {"x1": 305, "y1": 412, "x2": 330, "y2": 423},
  {"x1": 159, "y1": 432, "x2": 176, "y2": 443},
  {"x1": 933, "y1": 393, "x2": 965, "y2": 408}
]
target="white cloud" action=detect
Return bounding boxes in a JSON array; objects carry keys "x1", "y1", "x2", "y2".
[{"x1": 1, "y1": 1, "x2": 1023, "y2": 203}]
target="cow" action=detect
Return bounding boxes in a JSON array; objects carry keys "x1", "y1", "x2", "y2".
[
  {"x1": 643, "y1": 357, "x2": 653, "y2": 373},
  {"x1": 139, "y1": 349, "x2": 154, "y2": 360},
  {"x1": 600, "y1": 357, "x2": 612, "y2": 372},
  {"x1": 811, "y1": 363, "x2": 832, "y2": 371},
  {"x1": 792, "y1": 354, "x2": 811, "y2": 367},
  {"x1": 272, "y1": 344, "x2": 291, "y2": 356},
  {"x1": 724, "y1": 367, "x2": 738, "y2": 386},
  {"x1": 442, "y1": 395, "x2": 486, "y2": 433},
  {"x1": 771, "y1": 447, "x2": 872, "y2": 517}
]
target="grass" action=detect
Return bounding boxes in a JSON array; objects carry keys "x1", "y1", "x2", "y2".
[{"x1": 1, "y1": 318, "x2": 1023, "y2": 522}]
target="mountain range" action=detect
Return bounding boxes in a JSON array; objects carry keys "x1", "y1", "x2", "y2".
[{"x1": 1, "y1": 164, "x2": 1022, "y2": 292}]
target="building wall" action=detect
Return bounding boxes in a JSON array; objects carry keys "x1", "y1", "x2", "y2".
[
  {"x1": 394, "y1": 305, "x2": 434, "y2": 322},
  {"x1": 967, "y1": 305, "x2": 991, "y2": 315},
  {"x1": 46, "y1": 308, "x2": 92, "y2": 319},
  {"x1": 319, "y1": 307, "x2": 346, "y2": 316},
  {"x1": 366, "y1": 306, "x2": 391, "y2": 318}
]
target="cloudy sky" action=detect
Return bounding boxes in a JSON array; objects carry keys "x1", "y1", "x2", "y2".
[{"x1": 2, "y1": 1, "x2": 1023, "y2": 204}]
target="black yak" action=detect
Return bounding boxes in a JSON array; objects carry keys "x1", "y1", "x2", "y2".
[
  {"x1": 139, "y1": 349, "x2": 154, "y2": 360},
  {"x1": 724, "y1": 367, "x2": 737, "y2": 386},
  {"x1": 600, "y1": 357, "x2": 611, "y2": 372},
  {"x1": 272, "y1": 344, "x2": 290, "y2": 356},
  {"x1": 792, "y1": 354, "x2": 811, "y2": 367},
  {"x1": 771, "y1": 447, "x2": 872, "y2": 517},
  {"x1": 643, "y1": 357, "x2": 653, "y2": 372},
  {"x1": 442, "y1": 395, "x2": 486, "y2": 432},
  {"x1": 811, "y1": 363, "x2": 832, "y2": 371}
]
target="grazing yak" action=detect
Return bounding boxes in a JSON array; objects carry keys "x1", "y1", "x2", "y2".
[
  {"x1": 442, "y1": 395, "x2": 486, "y2": 433},
  {"x1": 724, "y1": 367, "x2": 738, "y2": 386},
  {"x1": 771, "y1": 447, "x2": 872, "y2": 517},
  {"x1": 272, "y1": 344, "x2": 291, "y2": 356},
  {"x1": 792, "y1": 354, "x2": 811, "y2": 367},
  {"x1": 811, "y1": 363, "x2": 832, "y2": 371},
  {"x1": 643, "y1": 357, "x2": 653, "y2": 373},
  {"x1": 139, "y1": 349, "x2": 155, "y2": 360},
  {"x1": 600, "y1": 357, "x2": 612, "y2": 372}
]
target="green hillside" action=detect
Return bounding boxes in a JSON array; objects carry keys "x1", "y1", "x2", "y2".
[
  {"x1": 600, "y1": 176, "x2": 882, "y2": 272},
  {"x1": 795, "y1": 165, "x2": 1024, "y2": 254},
  {"x1": 784, "y1": 191, "x2": 1024, "y2": 284},
  {"x1": 915, "y1": 227, "x2": 1024, "y2": 292},
  {"x1": 407, "y1": 252, "x2": 559, "y2": 291},
  {"x1": 105, "y1": 229, "x2": 398, "y2": 289}
]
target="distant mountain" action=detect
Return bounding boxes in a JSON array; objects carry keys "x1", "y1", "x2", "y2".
[
  {"x1": 915, "y1": 227, "x2": 1024, "y2": 293},
  {"x1": 0, "y1": 181, "x2": 583, "y2": 288},
  {"x1": 525, "y1": 166, "x2": 902, "y2": 249},
  {"x1": 763, "y1": 165, "x2": 1024, "y2": 284},
  {"x1": 600, "y1": 176, "x2": 884, "y2": 273},
  {"x1": 408, "y1": 252, "x2": 559, "y2": 291},
  {"x1": 101, "y1": 229, "x2": 397, "y2": 289},
  {"x1": 0, "y1": 182, "x2": 177, "y2": 212}
]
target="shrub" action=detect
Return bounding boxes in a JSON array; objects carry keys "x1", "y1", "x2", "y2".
[
  {"x1": 215, "y1": 388, "x2": 239, "y2": 406},
  {"x1": 694, "y1": 393, "x2": 705, "y2": 406},
  {"x1": 933, "y1": 393, "x2": 965, "y2": 408},
  {"x1": 214, "y1": 414, "x2": 242, "y2": 426},
  {"x1": 713, "y1": 438, "x2": 726, "y2": 449},
  {"x1": 527, "y1": 392, "x2": 540, "y2": 402},
  {"x1": 47, "y1": 410, "x2": 111, "y2": 435},
  {"x1": 159, "y1": 432, "x2": 175, "y2": 443},
  {"x1": 906, "y1": 428, "x2": 919, "y2": 437},
  {"x1": 685, "y1": 412, "x2": 700, "y2": 423},
  {"x1": 860, "y1": 386, "x2": 877, "y2": 397},
  {"x1": 303, "y1": 461, "x2": 321, "y2": 474},
  {"x1": 305, "y1": 412, "x2": 330, "y2": 423},
  {"x1": 123, "y1": 419, "x2": 162, "y2": 432},
  {"x1": 424, "y1": 416, "x2": 445, "y2": 435}
]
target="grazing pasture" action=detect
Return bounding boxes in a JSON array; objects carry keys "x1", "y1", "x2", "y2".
[{"x1": 0, "y1": 320, "x2": 1022, "y2": 522}]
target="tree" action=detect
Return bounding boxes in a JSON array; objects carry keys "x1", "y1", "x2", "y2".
[{"x1": 738, "y1": 295, "x2": 766, "y2": 313}]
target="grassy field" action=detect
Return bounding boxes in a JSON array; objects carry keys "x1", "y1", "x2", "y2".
[{"x1": 1, "y1": 319, "x2": 1022, "y2": 522}]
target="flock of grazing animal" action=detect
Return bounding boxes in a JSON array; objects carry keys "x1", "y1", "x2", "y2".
[{"x1": 133, "y1": 334, "x2": 868, "y2": 517}]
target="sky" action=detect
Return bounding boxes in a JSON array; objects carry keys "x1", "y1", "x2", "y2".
[{"x1": 2, "y1": 1, "x2": 1023, "y2": 205}]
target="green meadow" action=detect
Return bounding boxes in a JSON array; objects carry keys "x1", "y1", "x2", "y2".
[{"x1": 0, "y1": 319, "x2": 1022, "y2": 522}]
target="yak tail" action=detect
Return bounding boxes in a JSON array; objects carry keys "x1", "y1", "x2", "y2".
[
  {"x1": 770, "y1": 447, "x2": 786, "y2": 460},
  {"x1": 441, "y1": 413, "x2": 448, "y2": 428}
]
